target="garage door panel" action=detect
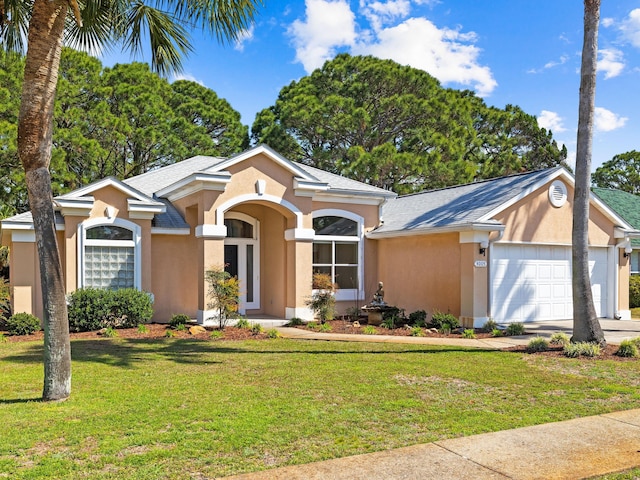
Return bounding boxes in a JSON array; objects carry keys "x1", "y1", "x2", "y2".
[{"x1": 491, "y1": 245, "x2": 608, "y2": 323}]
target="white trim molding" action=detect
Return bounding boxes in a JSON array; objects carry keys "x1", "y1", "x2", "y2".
[{"x1": 195, "y1": 224, "x2": 227, "y2": 239}]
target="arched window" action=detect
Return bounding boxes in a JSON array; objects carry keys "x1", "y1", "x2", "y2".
[
  {"x1": 78, "y1": 219, "x2": 141, "y2": 290},
  {"x1": 312, "y1": 212, "x2": 363, "y2": 300}
]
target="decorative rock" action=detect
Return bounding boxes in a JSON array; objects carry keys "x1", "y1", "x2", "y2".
[
  {"x1": 352, "y1": 321, "x2": 360, "y2": 328},
  {"x1": 189, "y1": 326, "x2": 207, "y2": 335}
]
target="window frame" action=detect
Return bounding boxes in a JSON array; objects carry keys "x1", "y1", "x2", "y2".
[
  {"x1": 77, "y1": 217, "x2": 142, "y2": 290},
  {"x1": 631, "y1": 250, "x2": 640, "y2": 275},
  {"x1": 312, "y1": 210, "x2": 364, "y2": 302}
]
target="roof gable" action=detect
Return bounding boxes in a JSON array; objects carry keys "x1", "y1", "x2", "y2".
[{"x1": 370, "y1": 167, "x2": 634, "y2": 238}]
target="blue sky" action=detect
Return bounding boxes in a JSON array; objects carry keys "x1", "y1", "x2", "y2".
[{"x1": 102, "y1": 0, "x2": 640, "y2": 172}]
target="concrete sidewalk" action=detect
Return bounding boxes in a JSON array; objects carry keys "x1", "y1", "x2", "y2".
[{"x1": 225, "y1": 409, "x2": 640, "y2": 479}]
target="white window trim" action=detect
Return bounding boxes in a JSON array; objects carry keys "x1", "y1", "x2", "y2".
[
  {"x1": 77, "y1": 217, "x2": 142, "y2": 290},
  {"x1": 312, "y1": 209, "x2": 364, "y2": 302},
  {"x1": 631, "y1": 250, "x2": 640, "y2": 275}
]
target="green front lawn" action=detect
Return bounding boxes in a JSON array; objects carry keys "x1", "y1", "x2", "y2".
[{"x1": 1, "y1": 337, "x2": 639, "y2": 479}]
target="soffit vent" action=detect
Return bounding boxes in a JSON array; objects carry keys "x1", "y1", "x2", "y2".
[{"x1": 548, "y1": 180, "x2": 568, "y2": 208}]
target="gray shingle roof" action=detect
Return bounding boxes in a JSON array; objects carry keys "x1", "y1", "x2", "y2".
[
  {"x1": 124, "y1": 155, "x2": 226, "y2": 196},
  {"x1": 152, "y1": 198, "x2": 190, "y2": 230},
  {"x1": 297, "y1": 164, "x2": 396, "y2": 197},
  {"x1": 373, "y1": 167, "x2": 564, "y2": 235}
]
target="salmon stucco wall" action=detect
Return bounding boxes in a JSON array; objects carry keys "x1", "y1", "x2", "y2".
[
  {"x1": 151, "y1": 233, "x2": 198, "y2": 322},
  {"x1": 375, "y1": 233, "x2": 461, "y2": 317},
  {"x1": 494, "y1": 180, "x2": 614, "y2": 246},
  {"x1": 9, "y1": 241, "x2": 42, "y2": 319},
  {"x1": 619, "y1": 251, "x2": 630, "y2": 312}
]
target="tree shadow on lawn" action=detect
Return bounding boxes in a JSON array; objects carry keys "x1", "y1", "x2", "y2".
[{"x1": 1, "y1": 337, "x2": 493, "y2": 368}]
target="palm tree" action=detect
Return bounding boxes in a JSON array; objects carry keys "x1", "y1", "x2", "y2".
[
  {"x1": 2, "y1": 0, "x2": 261, "y2": 401},
  {"x1": 572, "y1": 0, "x2": 605, "y2": 346}
]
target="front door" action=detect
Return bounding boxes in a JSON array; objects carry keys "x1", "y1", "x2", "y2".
[{"x1": 224, "y1": 215, "x2": 260, "y2": 313}]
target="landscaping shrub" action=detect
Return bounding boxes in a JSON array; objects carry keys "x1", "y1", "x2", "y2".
[
  {"x1": 616, "y1": 340, "x2": 639, "y2": 358},
  {"x1": 235, "y1": 317, "x2": 250, "y2": 329},
  {"x1": 380, "y1": 317, "x2": 396, "y2": 329},
  {"x1": 0, "y1": 332, "x2": 6, "y2": 343},
  {"x1": 267, "y1": 329, "x2": 281, "y2": 339},
  {"x1": 67, "y1": 288, "x2": 153, "y2": 332},
  {"x1": 318, "y1": 323, "x2": 332, "y2": 333},
  {"x1": 287, "y1": 317, "x2": 304, "y2": 326},
  {"x1": 505, "y1": 322, "x2": 526, "y2": 336},
  {"x1": 210, "y1": 330, "x2": 224, "y2": 339},
  {"x1": 549, "y1": 332, "x2": 570, "y2": 346},
  {"x1": 526, "y1": 337, "x2": 549, "y2": 353},
  {"x1": 482, "y1": 319, "x2": 498, "y2": 333},
  {"x1": 429, "y1": 311, "x2": 460, "y2": 331},
  {"x1": 630, "y1": 275, "x2": 640, "y2": 308},
  {"x1": 410, "y1": 326, "x2": 425, "y2": 337},
  {"x1": 462, "y1": 329, "x2": 476, "y2": 339},
  {"x1": 103, "y1": 326, "x2": 118, "y2": 338},
  {"x1": 250, "y1": 323, "x2": 264, "y2": 334},
  {"x1": 491, "y1": 328, "x2": 503, "y2": 337},
  {"x1": 206, "y1": 267, "x2": 240, "y2": 328},
  {"x1": 408, "y1": 310, "x2": 427, "y2": 327},
  {"x1": 6, "y1": 312, "x2": 41, "y2": 336},
  {"x1": 363, "y1": 325, "x2": 377, "y2": 335},
  {"x1": 137, "y1": 324, "x2": 149, "y2": 334},
  {"x1": 563, "y1": 342, "x2": 601, "y2": 358},
  {"x1": 307, "y1": 273, "x2": 336, "y2": 323},
  {"x1": 169, "y1": 314, "x2": 190, "y2": 328}
]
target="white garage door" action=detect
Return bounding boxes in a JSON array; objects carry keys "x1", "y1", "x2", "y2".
[{"x1": 491, "y1": 244, "x2": 609, "y2": 323}]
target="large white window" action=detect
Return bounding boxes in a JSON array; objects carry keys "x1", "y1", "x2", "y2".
[
  {"x1": 631, "y1": 250, "x2": 640, "y2": 275},
  {"x1": 78, "y1": 218, "x2": 141, "y2": 290},
  {"x1": 312, "y1": 211, "x2": 363, "y2": 301}
]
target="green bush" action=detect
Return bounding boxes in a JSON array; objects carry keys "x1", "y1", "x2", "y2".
[
  {"x1": 526, "y1": 337, "x2": 549, "y2": 353},
  {"x1": 630, "y1": 275, "x2": 640, "y2": 308},
  {"x1": 363, "y1": 325, "x2": 377, "y2": 335},
  {"x1": 462, "y1": 329, "x2": 476, "y2": 339},
  {"x1": 482, "y1": 319, "x2": 498, "y2": 333},
  {"x1": 505, "y1": 322, "x2": 526, "y2": 336},
  {"x1": 429, "y1": 311, "x2": 460, "y2": 330},
  {"x1": 103, "y1": 326, "x2": 118, "y2": 338},
  {"x1": 616, "y1": 340, "x2": 639, "y2": 358},
  {"x1": 563, "y1": 342, "x2": 601, "y2": 358},
  {"x1": 380, "y1": 317, "x2": 396, "y2": 329},
  {"x1": 250, "y1": 323, "x2": 264, "y2": 334},
  {"x1": 210, "y1": 330, "x2": 224, "y2": 339},
  {"x1": 491, "y1": 328, "x2": 503, "y2": 337},
  {"x1": 267, "y1": 329, "x2": 281, "y2": 339},
  {"x1": 410, "y1": 326, "x2": 425, "y2": 337},
  {"x1": 549, "y1": 332, "x2": 570, "y2": 346},
  {"x1": 235, "y1": 317, "x2": 250, "y2": 329},
  {"x1": 67, "y1": 288, "x2": 153, "y2": 332},
  {"x1": 408, "y1": 310, "x2": 427, "y2": 327},
  {"x1": 169, "y1": 314, "x2": 190, "y2": 328},
  {"x1": 318, "y1": 323, "x2": 332, "y2": 333},
  {"x1": 287, "y1": 317, "x2": 304, "y2": 326},
  {"x1": 6, "y1": 312, "x2": 41, "y2": 336},
  {"x1": 137, "y1": 324, "x2": 149, "y2": 334}
]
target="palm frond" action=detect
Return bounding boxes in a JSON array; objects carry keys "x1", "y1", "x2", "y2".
[
  {"x1": 124, "y1": 3, "x2": 192, "y2": 75},
  {"x1": 64, "y1": 0, "x2": 117, "y2": 55},
  {"x1": 162, "y1": 0, "x2": 262, "y2": 43},
  {"x1": 0, "y1": 0, "x2": 31, "y2": 53}
]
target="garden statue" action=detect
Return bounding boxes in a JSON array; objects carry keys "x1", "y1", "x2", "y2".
[{"x1": 372, "y1": 282, "x2": 385, "y2": 305}]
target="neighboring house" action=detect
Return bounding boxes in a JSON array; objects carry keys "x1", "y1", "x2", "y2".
[
  {"x1": 2, "y1": 145, "x2": 639, "y2": 326},
  {"x1": 592, "y1": 187, "x2": 640, "y2": 276}
]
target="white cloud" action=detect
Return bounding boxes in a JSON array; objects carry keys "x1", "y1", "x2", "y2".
[
  {"x1": 288, "y1": 0, "x2": 497, "y2": 96},
  {"x1": 594, "y1": 107, "x2": 628, "y2": 132},
  {"x1": 537, "y1": 110, "x2": 566, "y2": 133},
  {"x1": 354, "y1": 17, "x2": 496, "y2": 95},
  {"x1": 601, "y1": 17, "x2": 615, "y2": 28},
  {"x1": 360, "y1": 0, "x2": 411, "y2": 31},
  {"x1": 234, "y1": 26, "x2": 255, "y2": 52},
  {"x1": 619, "y1": 8, "x2": 640, "y2": 48},
  {"x1": 172, "y1": 73, "x2": 206, "y2": 86},
  {"x1": 598, "y1": 48, "x2": 625, "y2": 79},
  {"x1": 288, "y1": 0, "x2": 357, "y2": 72}
]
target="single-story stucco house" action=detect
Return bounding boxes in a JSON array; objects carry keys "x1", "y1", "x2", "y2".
[
  {"x1": 592, "y1": 187, "x2": 640, "y2": 276},
  {"x1": 2, "y1": 145, "x2": 639, "y2": 327}
]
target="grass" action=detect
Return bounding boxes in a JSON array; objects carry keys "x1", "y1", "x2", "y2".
[
  {"x1": 1, "y1": 338, "x2": 639, "y2": 479},
  {"x1": 631, "y1": 307, "x2": 640, "y2": 319}
]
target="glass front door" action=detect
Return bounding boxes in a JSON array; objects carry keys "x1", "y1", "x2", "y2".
[{"x1": 224, "y1": 216, "x2": 259, "y2": 313}]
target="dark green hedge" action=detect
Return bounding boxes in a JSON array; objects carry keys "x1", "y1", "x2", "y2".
[
  {"x1": 630, "y1": 275, "x2": 640, "y2": 309},
  {"x1": 67, "y1": 288, "x2": 153, "y2": 332}
]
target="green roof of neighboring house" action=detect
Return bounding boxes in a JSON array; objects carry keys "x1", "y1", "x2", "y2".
[{"x1": 592, "y1": 187, "x2": 640, "y2": 247}]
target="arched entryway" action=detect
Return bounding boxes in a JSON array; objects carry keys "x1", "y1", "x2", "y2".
[{"x1": 224, "y1": 212, "x2": 260, "y2": 313}]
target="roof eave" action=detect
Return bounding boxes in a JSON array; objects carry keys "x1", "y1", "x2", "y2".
[{"x1": 366, "y1": 222, "x2": 505, "y2": 239}]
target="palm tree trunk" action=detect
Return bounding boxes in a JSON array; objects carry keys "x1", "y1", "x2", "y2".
[
  {"x1": 18, "y1": 0, "x2": 71, "y2": 400},
  {"x1": 572, "y1": 0, "x2": 605, "y2": 346}
]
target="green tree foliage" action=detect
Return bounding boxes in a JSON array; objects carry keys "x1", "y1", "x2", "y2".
[
  {"x1": 0, "y1": 49, "x2": 249, "y2": 212},
  {"x1": 592, "y1": 151, "x2": 640, "y2": 194},
  {"x1": 251, "y1": 54, "x2": 567, "y2": 194}
]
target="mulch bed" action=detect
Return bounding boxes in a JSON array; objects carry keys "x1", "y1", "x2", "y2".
[
  {"x1": 1, "y1": 320, "x2": 636, "y2": 361},
  {"x1": 0, "y1": 323, "x2": 269, "y2": 343}
]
